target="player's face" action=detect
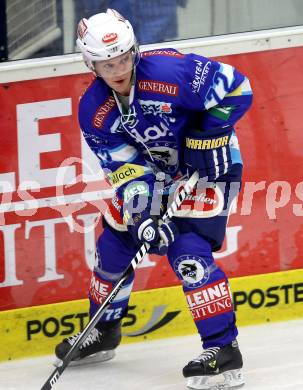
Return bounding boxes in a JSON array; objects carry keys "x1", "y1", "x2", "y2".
[{"x1": 94, "y1": 51, "x2": 133, "y2": 95}]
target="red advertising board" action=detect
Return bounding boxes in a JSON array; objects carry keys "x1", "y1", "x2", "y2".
[{"x1": 1, "y1": 47, "x2": 303, "y2": 311}]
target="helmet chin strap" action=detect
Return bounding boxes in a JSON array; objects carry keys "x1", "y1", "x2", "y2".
[{"x1": 91, "y1": 63, "x2": 98, "y2": 77}]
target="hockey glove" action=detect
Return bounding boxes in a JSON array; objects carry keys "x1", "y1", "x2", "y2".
[
  {"x1": 184, "y1": 128, "x2": 232, "y2": 181},
  {"x1": 126, "y1": 211, "x2": 178, "y2": 255}
]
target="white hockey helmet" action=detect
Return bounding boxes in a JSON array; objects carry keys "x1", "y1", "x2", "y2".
[{"x1": 76, "y1": 9, "x2": 138, "y2": 73}]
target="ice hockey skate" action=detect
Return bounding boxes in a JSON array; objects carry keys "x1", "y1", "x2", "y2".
[
  {"x1": 54, "y1": 321, "x2": 121, "y2": 367},
  {"x1": 183, "y1": 340, "x2": 244, "y2": 389}
]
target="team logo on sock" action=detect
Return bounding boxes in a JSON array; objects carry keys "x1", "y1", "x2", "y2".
[{"x1": 174, "y1": 255, "x2": 210, "y2": 288}]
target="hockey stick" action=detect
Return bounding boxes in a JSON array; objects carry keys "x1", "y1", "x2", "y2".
[{"x1": 41, "y1": 170, "x2": 199, "y2": 390}]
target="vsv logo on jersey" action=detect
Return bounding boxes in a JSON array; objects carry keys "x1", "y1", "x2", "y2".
[
  {"x1": 148, "y1": 146, "x2": 178, "y2": 167},
  {"x1": 174, "y1": 255, "x2": 210, "y2": 288}
]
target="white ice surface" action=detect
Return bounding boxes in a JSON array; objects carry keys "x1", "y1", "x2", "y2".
[{"x1": 1, "y1": 319, "x2": 303, "y2": 390}]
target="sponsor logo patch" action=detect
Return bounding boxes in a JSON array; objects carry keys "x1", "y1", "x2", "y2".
[
  {"x1": 102, "y1": 32, "x2": 118, "y2": 45},
  {"x1": 185, "y1": 279, "x2": 233, "y2": 321},
  {"x1": 108, "y1": 164, "x2": 146, "y2": 187},
  {"x1": 191, "y1": 60, "x2": 211, "y2": 94},
  {"x1": 123, "y1": 182, "x2": 149, "y2": 203},
  {"x1": 89, "y1": 274, "x2": 112, "y2": 305},
  {"x1": 93, "y1": 96, "x2": 116, "y2": 128},
  {"x1": 138, "y1": 80, "x2": 179, "y2": 96},
  {"x1": 160, "y1": 103, "x2": 172, "y2": 113},
  {"x1": 185, "y1": 135, "x2": 230, "y2": 150},
  {"x1": 174, "y1": 185, "x2": 224, "y2": 218},
  {"x1": 142, "y1": 49, "x2": 184, "y2": 58},
  {"x1": 174, "y1": 255, "x2": 210, "y2": 288}
]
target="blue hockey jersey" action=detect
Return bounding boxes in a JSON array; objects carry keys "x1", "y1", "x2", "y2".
[{"x1": 79, "y1": 48, "x2": 252, "y2": 225}]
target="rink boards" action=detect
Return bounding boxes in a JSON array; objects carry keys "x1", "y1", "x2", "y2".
[
  {"x1": 1, "y1": 27, "x2": 303, "y2": 364},
  {"x1": 1, "y1": 268, "x2": 303, "y2": 362}
]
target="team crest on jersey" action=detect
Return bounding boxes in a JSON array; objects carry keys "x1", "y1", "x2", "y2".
[
  {"x1": 148, "y1": 145, "x2": 178, "y2": 167},
  {"x1": 174, "y1": 255, "x2": 210, "y2": 288}
]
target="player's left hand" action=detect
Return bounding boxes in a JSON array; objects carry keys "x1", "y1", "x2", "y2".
[
  {"x1": 126, "y1": 211, "x2": 178, "y2": 255},
  {"x1": 184, "y1": 128, "x2": 232, "y2": 181}
]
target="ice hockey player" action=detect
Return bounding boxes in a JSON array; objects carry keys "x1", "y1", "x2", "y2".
[{"x1": 55, "y1": 9, "x2": 252, "y2": 389}]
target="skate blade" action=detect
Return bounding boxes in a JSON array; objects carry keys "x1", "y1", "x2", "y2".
[
  {"x1": 53, "y1": 350, "x2": 115, "y2": 368},
  {"x1": 186, "y1": 369, "x2": 245, "y2": 390}
]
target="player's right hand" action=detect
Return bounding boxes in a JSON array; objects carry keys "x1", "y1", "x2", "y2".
[{"x1": 184, "y1": 127, "x2": 232, "y2": 181}]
